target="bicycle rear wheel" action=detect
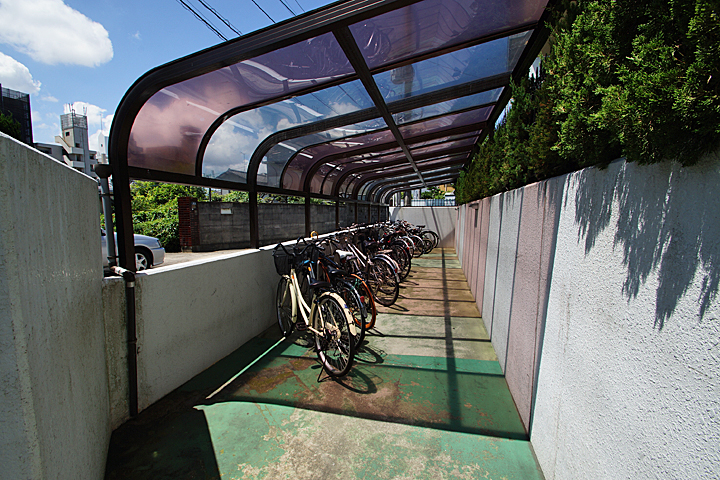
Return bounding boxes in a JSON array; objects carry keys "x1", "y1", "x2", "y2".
[
  {"x1": 335, "y1": 279, "x2": 366, "y2": 350},
  {"x1": 314, "y1": 292, "x2": 355, "y2": 377},
  {"x1": 368, "y1": 257, "x2": 400, "y2": 307},
  {"x1": 409, "y1": 234, "x2": 425, "y2": 258},
  {"x1": 422, "y1": 230, "x2": 439, "y2": 251},
  {"x1": 351, "y1": 274, "x2": 376, "y2": 330},
  {"x1": 389, "y1": 241, "x2": 411, "y2": 281},
  {"x1": 276, "y1": 276, "x2": 295, "y2": 337}
]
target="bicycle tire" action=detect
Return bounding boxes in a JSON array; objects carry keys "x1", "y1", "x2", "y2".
[
  {"x1": 368, "y1": 257, "x2": 400, "y2": 307},
  {"x1": 390, "y1": 241, "x2": 411, "y2": 281},
  {"x1": 423, "y1": 230, "x2": 439, "y2": 251},
  {"x1": 296, "y1": 264, "x2": 313, "y2": 306},
  {"x1": 409, "y1": 234, "x2": 424, "y2": 258},
  {"x1": 276, "y1": 276, "x2": 295, "y2": 338},
  {"x1": 314, "y1": 292, "x2": 355, "y2": 377},
  {"x1": 351, "y1": 274, "x2": 377, "y2": 330},
  {"x1": 399, "y1": 236, "x2": 416, "y2": 258},
  {"x1": 422, "y1": 237, "x2": 433, "y2": 255},
  {"x1": 335, "y1": 279, "x2": 366, "y2": 349}
]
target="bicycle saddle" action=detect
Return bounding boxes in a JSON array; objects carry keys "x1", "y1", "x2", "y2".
[
  {"x1": 327, "y1": 266, "x2": 349, "y2": 277},
  {"x1": 309, "y1": 280, "x2": 332, "y2": 291}
]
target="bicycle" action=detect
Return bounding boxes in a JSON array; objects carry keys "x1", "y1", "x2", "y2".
[
  {"x1": 333, "y1": 233, "x2": 400, "y2": 307},
  {"x1": 316, "y1": 237, "x2": 376, "y2": 333},
  {"x1": 273, "y1": 242, "x2": 357, "y2": 377}
]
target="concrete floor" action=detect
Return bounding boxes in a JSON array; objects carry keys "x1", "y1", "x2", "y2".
[{"x1": 105, "y1": 248, "x2": 544, "y2": 479}]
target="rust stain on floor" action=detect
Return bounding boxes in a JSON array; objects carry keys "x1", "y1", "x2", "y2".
[{"x1": 105, "y1": 247, "x2": 541, "y2": 480}]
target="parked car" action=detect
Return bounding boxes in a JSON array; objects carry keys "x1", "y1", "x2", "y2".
[{"x1": 101, "y1": 229, "x2": 166, "y2": 271}]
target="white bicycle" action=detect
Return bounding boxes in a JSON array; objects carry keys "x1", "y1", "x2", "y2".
[{"x1": 273, "y1": 242, "x2": 357, "y2": 377}]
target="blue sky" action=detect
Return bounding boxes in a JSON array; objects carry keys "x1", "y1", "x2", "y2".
[{"x1": 0, "y1": 0, "x2": 335, "y2": 151}]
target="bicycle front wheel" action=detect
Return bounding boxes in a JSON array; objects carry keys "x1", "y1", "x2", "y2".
[
  {"x1": 314, "y1": 292, "x2": 355, "y2": 377},
  {"x1": 276, "y1": 276, "x2": 295, "y2": 338}
]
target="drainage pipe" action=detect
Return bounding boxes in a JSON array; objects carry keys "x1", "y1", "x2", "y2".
[
  {"x1": 111, "y1": 265, "x2": 138, "y2": 417},
  {"x1": 94, "y1": 164, "x2": 116, "y2": 267}
]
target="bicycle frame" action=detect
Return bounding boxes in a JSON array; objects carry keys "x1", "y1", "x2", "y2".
[{"x1": 282, "y1": 265, "x2": 357, "y2": 337}]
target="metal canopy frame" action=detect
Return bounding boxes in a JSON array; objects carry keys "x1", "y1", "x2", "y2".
[{"x1": 109, "y1": 0, "x2": 554, "y2": 269}]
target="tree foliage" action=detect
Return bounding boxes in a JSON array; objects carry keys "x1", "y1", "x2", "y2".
[
  {"x1": 0, "y1": 112, "x2": 21, "y2": 141},
  {"x1": 131, "y1": 182, "x2": 207, "y2": 252},
  {"x1": 455, "y1": 0, "x2": 720, "y2": 204},
  {"x1": 420, "y1": 186, "x2": 446, "y2": 199}
]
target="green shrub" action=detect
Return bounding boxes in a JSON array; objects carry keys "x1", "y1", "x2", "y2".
[{"x1": 456, "y1": 0, "x2": 720, "y2": 204}]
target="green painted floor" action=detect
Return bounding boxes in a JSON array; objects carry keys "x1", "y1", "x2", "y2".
[{"x1": 105, "y1": 248, "x2": 544, "y2": 480}]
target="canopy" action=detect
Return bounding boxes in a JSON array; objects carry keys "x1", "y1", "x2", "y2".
[{"x1": 108, "y1": 0, "x2": 554, "y2": 260}]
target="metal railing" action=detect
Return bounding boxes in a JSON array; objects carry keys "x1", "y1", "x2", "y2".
[{"x1": 411, "y1": 198, "x2": 456, "y2": 207}]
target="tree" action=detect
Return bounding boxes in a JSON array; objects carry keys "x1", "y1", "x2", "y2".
[
  {"x1": 0, "y1": 112, "x2": 21, "y2": 141},
  {"x1": 420, "y1": 186, "x2": 446, "y2": 199},
  {"x1": 130, "y1": 182, "x2": 207, "y2": 252}
]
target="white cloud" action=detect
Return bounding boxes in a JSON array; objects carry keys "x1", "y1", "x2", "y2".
[
  {"x1": 42, "y1": 95, "x2": 58, "y2": 102},
  {"x1": 0, "y1": 51, "x2": 40, "y2": 93},
  {"x1": 131, "y1": 31, "x2": 141, "y2": 41},
  {"x1": 0, "y1": 0, "x2": 113, "y2": 67}
]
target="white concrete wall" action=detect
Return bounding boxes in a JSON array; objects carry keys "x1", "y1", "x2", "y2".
[
  {"x1": 390, "y1": 206, "x2": 456, "y2": 247},
  {"x1": 455, "y1": 155, "x2": 720, "y2": 479},
  {"x1": 533, "y1": 157, "x2": 720, "y2": 479},
  {"x1": 0, "y1": 134, "x2": 110, "y2": 479},
  {"x1": 133, "y1": 247, "x2": 277, "y2": 409}
]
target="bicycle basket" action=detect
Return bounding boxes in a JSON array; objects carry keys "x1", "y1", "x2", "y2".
[{"x1": 272, "y1": 244, "x2": 295, "y2": 276}]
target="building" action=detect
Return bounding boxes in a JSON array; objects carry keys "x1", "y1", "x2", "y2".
[
  {"x1": 0, "y1": 84, "x2": 33, "y2": 146},
  {"x1": 35, "y1": 109, "x2": 101, "y2": 179}
]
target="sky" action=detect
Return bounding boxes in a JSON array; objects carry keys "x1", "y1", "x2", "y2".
[{"x1": 0, "y1": 0, "x2": 336, "y2": 152}]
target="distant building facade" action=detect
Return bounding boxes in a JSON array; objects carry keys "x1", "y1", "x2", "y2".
[
  {"x1": 35, "y1": 110, "x2": 102, "y2": 179},
  {"x1": 0, "y1": 84, "x2": 33, "y2": 146}
]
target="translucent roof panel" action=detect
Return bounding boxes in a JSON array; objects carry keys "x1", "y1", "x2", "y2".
[
  {"x1": 111, "y1": 0, "x2": 554, "y2": 206},
  {"x1": 399, "y1": 106, "x2": 492, "y2": 139},
  {"x1": 393, "y1": 88, "x2": 502, "y2": 125},
  {"x1": 359, "y1": 165, "x2": 462, "y2": 199},
  {"x1": 308, "y1": 130, "x2": 479, "y2": 194},
  {"x1": 349, "y1": 0, "x2": 547, "y2": 70},
  {"x1": 335, "y1": 137, "x2": 477, "y2": 197},
  {"x1": 282, "y1": 128, "x2": 397, "y2": 189},
  {"x1": 259, "y1": 117, "x2": 386, "y2": 188},
  {"x1": 203, "y1": 80, "x2": 372, "y2": 181},
  {"x1": 355, "y1": 155, "x2": 469, "y2": 197},
  {"x1": 127, "y1": 32, "x2": 354, "y2": 175},
  {"x1": 372, "y1": 31, "x2": 532, "y2": 104}
]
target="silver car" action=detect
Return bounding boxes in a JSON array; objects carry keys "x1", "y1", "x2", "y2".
[{"x1": 101, "y1": 229, "x2": 166, "y2": 271}]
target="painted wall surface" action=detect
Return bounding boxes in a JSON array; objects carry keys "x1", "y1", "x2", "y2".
[
  {"x1": 455, "y1": 155, "x2": 720, "y2": 479},
  {"x1": 533, "y1": 158, "x2": 720, "y2": 479},
  {"x1": 481, "y1": 195, "x2": 502, "y2": 336},
  {"x1": 133, "y1": 247, "x2": 278, "y2": 409},
  {"x1": 0, "y1": 134, "x2": 110, "y2": 479},
  {"x1": 504, "y1": 179, "x2": 562, "y2": 430},
  {"x1": 489, "y1": 190, "x2": 523, "y2": 371},
  {"x1": 389, "y1": 206, "x2": 456, "y2": 247}
]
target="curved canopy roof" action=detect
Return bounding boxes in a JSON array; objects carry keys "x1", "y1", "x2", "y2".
[{"x1": 109, "y1": 0, "x2": 553, "y2": 204}]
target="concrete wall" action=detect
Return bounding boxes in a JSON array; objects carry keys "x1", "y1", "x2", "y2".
[
  {"x1": 389, "y1": 206, "x2": 456, "y2": 247},
  {"x1": 0, "y1": 134, "x2": 110, "y2": 479},
  {"x1": 456, "y1": 155, "x2": 720, "y2": 479},
  {"x1": 191, "y1": 202, "x2": 382, "y2": 251},
  {"x1": 132, "y1": 248, "x2": 277, "y2": 409}
]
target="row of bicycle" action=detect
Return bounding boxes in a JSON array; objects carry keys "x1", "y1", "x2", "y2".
[{"x1": 272, "y1": 220, "x2": 439, "y2": 378}]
